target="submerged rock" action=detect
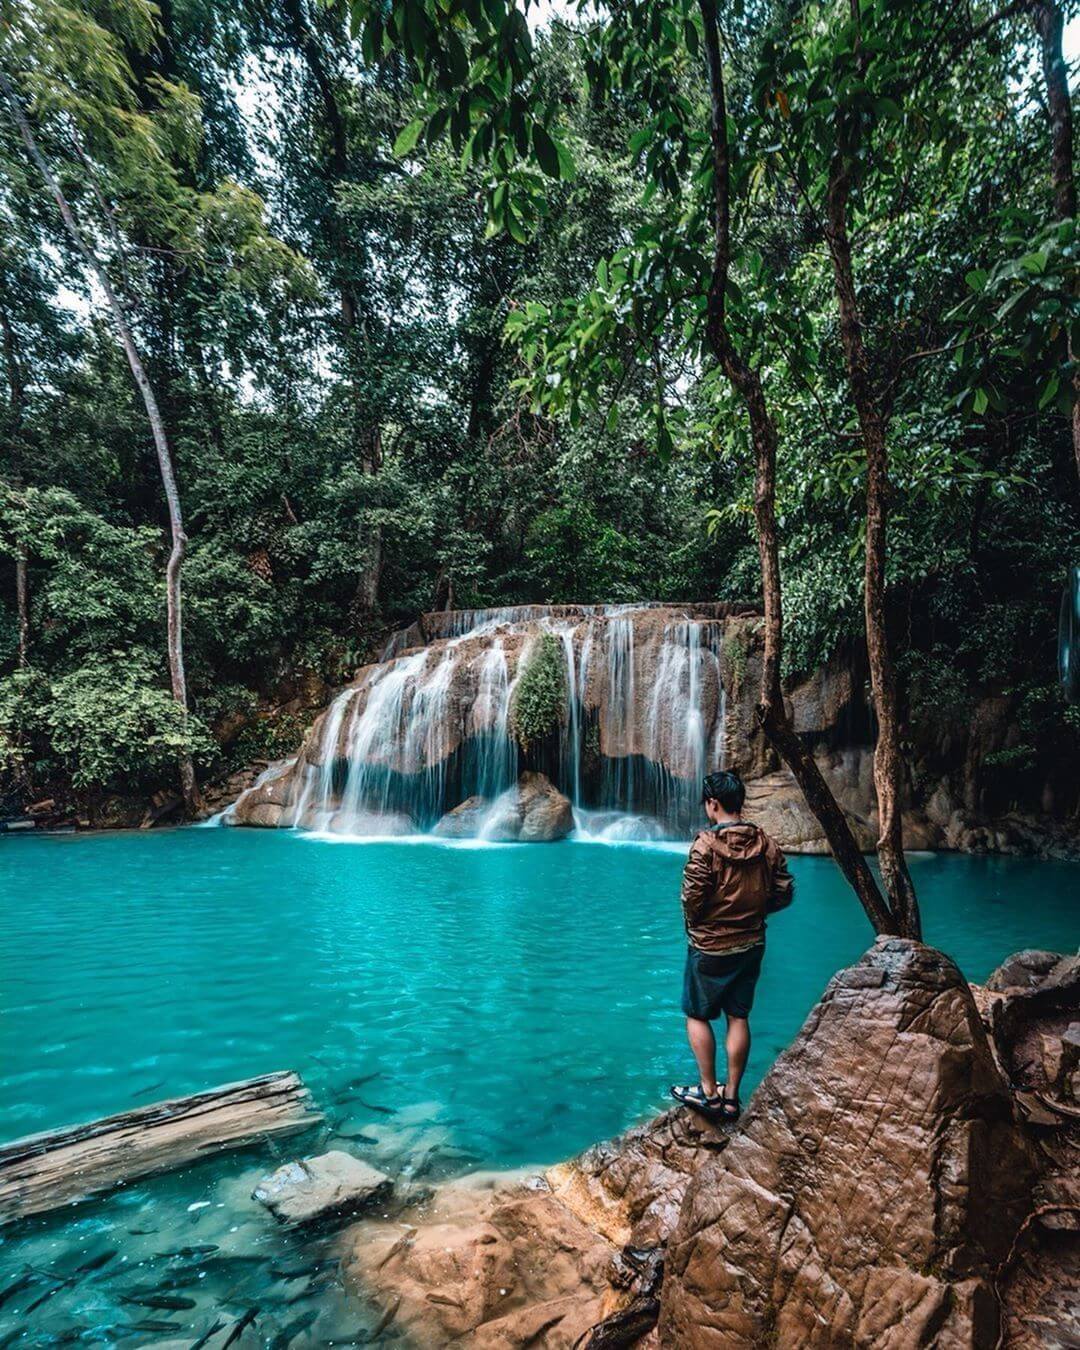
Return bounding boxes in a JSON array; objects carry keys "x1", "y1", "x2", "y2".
[{"x1": 253, "y1": 1151, "x2": 392, "y2": 1228}]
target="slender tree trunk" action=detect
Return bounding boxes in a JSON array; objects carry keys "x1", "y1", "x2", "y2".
[
  {"x1": 825, "y1": 157, "x2": 920, "y2": 939},
  {"x1": 15, "y1": 551, "x2": 28, "y2": 669},
  {"x1": 697, "y1": 0, "x2": 897, "y2": 937},
  {"x1": 1, "y1": 70, "x2": 203, "y2": 815},
  {"x1": 0, "y1": 286, "x2": 29, "y2": 669},
  {"x1": 1030, "y1": 0, "x2": 1079, "y2": 484}
]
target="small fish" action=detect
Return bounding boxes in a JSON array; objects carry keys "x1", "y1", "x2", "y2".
[
  {"x1": 270, "y1": 1309, "x2": 318, "y2": 1348},
  {"x1": 342, "y1": 1072, "x2": 381, "y2": 1091},
  {"x1": 0, "y1": 1329, "x2": 24, "y2": 1348},
  {"x1": 190, "y1": 1320, "x2": 225, "y2": 1350},
  {"x1": 158, "y1": 1243, "x2": 220, "y2": 1259},
  {"x1": 25, "y1": 1282, "x2": 65, "y2": 1314},
  {"x1": 269, "y1": 1262, "x2": 325, "y2": 1283},
  {"x1": 0, "y1": 1272, "x2": 35, "y2": 1309},
  {"x1": 127, "y1": 1227, "x2": 158, "y2": 1236},
  {"x1": 287, "y1": 1276, "x2": 335, "y2": 1305},
  {"x1": 121, "y1": 1292, "x2": 197, "y2": 1310},
  {"x1": 132, "y1": 1079, "x2": 167, "y2": 1098},
  {"x1": 118, "y1": 1321, "x2": 181, "y2": 1335},
  {"x1": 221, "y1": 1306, "x2": 258, "y2": 1347},
  {"x1": 43, "y1": 1328, "x2": 89, "y2": 1345},
  {"x1": 351, "y1": 1099, "x2": 394, "y2": 1116},
  {"x1": 333, "y1": 1131, "x2": 378, "y2": 1144},
  {"x1": 74, "y1": 1249, "x2": 118, "y2": 1274}
]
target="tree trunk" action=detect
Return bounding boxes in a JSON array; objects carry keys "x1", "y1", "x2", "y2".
[
  {"x1": 1030, "y1": 0, "x2": 1079, "y2": 485},
  {"x1": 825, "y1": 155, "x2": 921, "y2": 940},
  {"x1": 696, "y1": 0, "x2": 898, "y2": 938},
  {"x1": 1, "y1": 70, "x2": 203, "y2": 815},
  {"x1": 15, "y1": 551, "x2": 27, "y2": 669}
]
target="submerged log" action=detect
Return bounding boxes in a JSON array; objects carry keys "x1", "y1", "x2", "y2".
[{"x1": 0, "y1": 1071, "x2": 322, "y2": 1225}]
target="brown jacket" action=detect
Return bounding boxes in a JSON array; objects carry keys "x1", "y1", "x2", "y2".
[{"x1": 681, "y1": 821, "x2": 794, "y2": 953}]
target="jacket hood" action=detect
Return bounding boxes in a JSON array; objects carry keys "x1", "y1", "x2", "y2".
[{"x1": 699, "y1": 821, "x2": 768, "y2": 862}]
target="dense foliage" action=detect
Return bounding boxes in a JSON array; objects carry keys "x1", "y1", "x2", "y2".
[
  {"x1": 0, "y1": 0, "x2": 1075, "y2": 813},
  {"x1": 509, "y1": 632, "x2": 567, "y2": 750}
]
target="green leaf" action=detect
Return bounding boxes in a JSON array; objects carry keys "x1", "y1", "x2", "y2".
[
  {"x1": 532, "y1": 122, "x2": 561, "y2": 179},
  {"x1": 964, "y1": 268, "x2": 988, "y2": 293},
  {"x1": 393, "y1": 118, "x2": 425, "y2": 157}
]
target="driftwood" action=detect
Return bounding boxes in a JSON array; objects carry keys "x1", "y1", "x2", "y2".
[
  {"x1": 578, "y1": 1246, "x2": 665, "y2": 1349},
  {"x1": 0, "y1": 1071, "x2": 322, "y2": 1225}
]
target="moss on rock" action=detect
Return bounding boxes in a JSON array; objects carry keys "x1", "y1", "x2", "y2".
[{"x1": 509, "y1": 633, "x2": 568, "y2": 751}]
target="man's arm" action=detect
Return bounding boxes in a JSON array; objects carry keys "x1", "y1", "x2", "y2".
[
  {"x1": 681, "y1": 833, "x2": 713, "y2": 929},
  {"x1": 765, "y1": 840, "x2": 795, "y2": 913}
]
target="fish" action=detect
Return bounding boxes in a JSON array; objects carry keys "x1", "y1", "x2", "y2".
[
  {"x1": 268, "y1": 1262, "x2": 325, "y2": 1282},
  {"x1": 121, "y1": 1292, "x2": 197, "y2": 1310},
  {"x1": 159, "y1": 1243, "x2": 220, "y2": 1259},
  {"x1": 0, "y1": 1272, "x2": 35, "y2": 1309},
  {"x1": 127, "y1": 1227, "x2": 158, "y2": 1236},
  {"x1": 270, "y1": 1309, "x2": 318, "y2": 1348},
  {"x1": 0, "y1": 1328, "x2": 25, "y2": 1348},
  {"x1": 221, "y1": 1306, "x2": 258, "y2": 1347},
  {"x1": 24, "y1": 1282, "x2": 65, "y2": 1314},
  {"x1": 190, "y1": 1319, "x2": 225, "y2": 1350},
  {"x1": 132, "y1": 1079, "x2": 167, "y2": 1098},
  {"x1": 332, "y1": 1073, "x2": 381, "y2": 1100},
  {"x1": 287, "y1": 1276, "x2": 335, "y2": 1305},
  {"x1": 117, "y1": 1320, "x2": 181, "y2": 1335},
  {"x1": 74, "y1": 1249, "x2": 118, "y2": 1274},
  {"x1": 349, "y1": 1099, "x2": 394, "y2": 1116},
  {"x1": 333, "y1": 1131, "x2": 378, "y2": 1144}
]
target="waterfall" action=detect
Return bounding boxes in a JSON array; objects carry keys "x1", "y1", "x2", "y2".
[{"x1": 238, "y1": 603, "x2": 729, "y2": 838}]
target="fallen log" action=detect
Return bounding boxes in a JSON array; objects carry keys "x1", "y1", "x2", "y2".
[{"x1": 0, "y1": 1071, "x2": 323, "y2": 1225}]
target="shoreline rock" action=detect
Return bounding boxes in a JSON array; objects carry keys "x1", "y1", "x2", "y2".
[{"x1": 339, "y1": 942, "x2": 1079, "y2": 1348}]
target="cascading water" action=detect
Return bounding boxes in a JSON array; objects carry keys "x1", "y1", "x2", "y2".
[{"x1": 238, "y1": 604, "x2": 730, "y2": 839}]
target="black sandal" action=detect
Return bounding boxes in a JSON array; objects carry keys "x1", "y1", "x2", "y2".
[
  {"x1": 719, "y1": 1085, "x2": 741, "y2": 1121},
  {"x1": 670, "y1": 1083, "x2": 725, "y2": 1117}
]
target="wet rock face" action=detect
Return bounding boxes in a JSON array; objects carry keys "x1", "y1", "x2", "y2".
[
  {"x1": 659, "y1": 938, "x2": 1037, "y2": 1349},
  {"x1": 432, "y1": 773, "x2": 574, "y2": 842}
]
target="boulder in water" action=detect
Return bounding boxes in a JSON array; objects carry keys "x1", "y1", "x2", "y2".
[
  {"x1": 483, "y1": 773, "x2": 574, "y2": 842},
  {"x1": 253, "y1": 1150, "x2": 392, "y2": 1228},
  {"x1": 227, "y1": 762, "x2": 295, "y2": 828},
  {"x1": 432, "y1": 774, "x2": 574, "y2": 842},
  {"x1": 432, "y1": 796, "x2": 490, "y2": 838}
]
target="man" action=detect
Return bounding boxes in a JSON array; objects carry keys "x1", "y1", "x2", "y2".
[{"x1": 671, "y1": 770, "x2": 794, "y2": 1122}]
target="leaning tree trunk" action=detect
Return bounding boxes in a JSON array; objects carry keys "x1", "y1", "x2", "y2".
[
  {"x1": 1, "y1": 70, "x2": 203, "y2": 815},
  {"x1": 1030, "y1": 0, "x2": 1079, "y2": 485},
  {"x1": 825, "y1": 154, "x2": 921, "y2": 940},
  {"x1": 696, "y1": 0, "x2": 898, "y2": 938}
]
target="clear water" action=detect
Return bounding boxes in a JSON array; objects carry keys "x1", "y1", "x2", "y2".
[{"x1": 0, "y1": 831, "x2": 1076, "y2": 1344}]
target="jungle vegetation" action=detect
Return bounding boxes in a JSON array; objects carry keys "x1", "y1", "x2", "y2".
[{"x1": 0, "y1": 0, "x2": 1076, "y2": 879}]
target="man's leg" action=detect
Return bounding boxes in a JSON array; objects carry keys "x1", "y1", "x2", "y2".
[
  {"x1": 724, "y1": 1014, "x2": 750, "y2": 1100},
  {"x1": 685, "y1": 1017, "x2": 718, "y2": 1097}
]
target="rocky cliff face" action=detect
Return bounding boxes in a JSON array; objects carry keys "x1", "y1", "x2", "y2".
[
  {"x1": 340, "y1": 942, "x2": 1080, "y2": 1348},
  {"x1": 222, "y1": 602, "x2": 1078, "y2": 856}
]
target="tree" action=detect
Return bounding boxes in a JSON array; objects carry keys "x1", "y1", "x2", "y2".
[{"x1": 0, "y1": 4, "x2": 204, "y2": 812}]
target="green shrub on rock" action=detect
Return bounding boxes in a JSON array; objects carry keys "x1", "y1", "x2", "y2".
[{"x1": 509, "y1": 634, "x2": 567, "y2": 752}]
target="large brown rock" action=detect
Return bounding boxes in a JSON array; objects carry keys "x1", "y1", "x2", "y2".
[{"x1": 659, "y1": 938, "x2": 1037, "y2": 1349}]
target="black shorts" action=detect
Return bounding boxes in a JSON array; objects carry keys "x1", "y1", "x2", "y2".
[{"x1": 681, "y1": 943, "x2": 764, "y2": 1020}]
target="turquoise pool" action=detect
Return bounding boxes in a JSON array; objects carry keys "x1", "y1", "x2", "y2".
[{"x1": 0, "y1": 830, "x2": 1076, "y2": 1343}]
